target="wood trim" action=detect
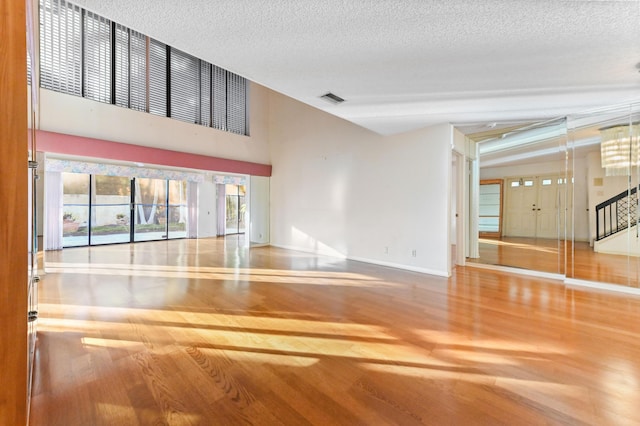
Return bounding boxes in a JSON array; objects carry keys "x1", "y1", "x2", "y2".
[
  {"x1": 0, "y1": 0, "x2": 28, "y2": 424},
  {"x1": 479, "y1": 179, "x2": 503, "y2": 238}
]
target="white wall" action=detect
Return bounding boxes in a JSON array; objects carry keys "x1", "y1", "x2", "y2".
[
  {"x1": 452, "y1": 127, "x2": 466, "y2": 155},
  {"x1": 480, "y1": 160, "x2": 566, "y2": 180},
  {"x1": 37, "y1": 82, "x2": 271, "y2": 165},
  {"x1": 197, "y1": 180, "x2": 217, "y2": 238},
  {"x1": 268, "y1": 91, "x2": 452, "y2": 276},
  {"x1": 594, "y1": 225, "x2": 640, "y2": 256},
  {"x1": 249, "y1": 176, "x2": 270, "y2": 245}
]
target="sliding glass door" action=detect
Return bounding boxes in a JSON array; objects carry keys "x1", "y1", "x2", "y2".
[
  {"x1": 134, "y1": 178, "x2": 168, "y2": 242},
  {"x1": 225, "y1": 184, "x2": 246, "y2": 235},
  {"x1": 168, "y1": 180, "x2": 188, "y2": 239},
  {"x1": 92, "y1": 175, "x2": 131, "y2": 244},
  {"x1": 62, "y1": 172, "x2": 90, "y2": 247},
  {"x1": 61, "y1": 173, "x2": 189, "y2": 247}
]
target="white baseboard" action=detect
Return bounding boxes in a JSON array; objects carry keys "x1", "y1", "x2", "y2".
[
  {"x1": 269, "y1": 243, "x2": 450, "y2": 277},
  {"x1": 249, "y1": 242, "x2": 270, "y2": 248},
  {"x1": 348, "y1": 256, "x2": 450, "y2": 277},
  {"x1": 268, "y1": 243, "x2": 347, "y2": 259},
  {"x1": 464, "y1": 262, "x2": 565, "y2": 281},
  {"x1": 564, "y1": 278, "x2": 640, "y2": 297}
]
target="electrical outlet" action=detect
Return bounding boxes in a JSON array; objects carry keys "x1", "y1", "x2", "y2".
[
  {"x1": 411, "y1": 249, "x2": 417, "y2": 257},
  {"x1": 384, "y1": 246, "x2": 388, "y2": 254}
]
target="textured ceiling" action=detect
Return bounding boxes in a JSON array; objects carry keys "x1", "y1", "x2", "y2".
[{"x1": 72, "y1": 0, "x2": 640, "y2": 135}]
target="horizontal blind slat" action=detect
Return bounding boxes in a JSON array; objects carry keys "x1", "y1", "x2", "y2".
[
  {"x1": 200, "y1": 61, "x2": 211, "y2": 127},
  {"x1": 170, "y1": 47, "x2": 199, "y2": 123},
  {"x1": 39, "y1": 0, "x2": 82, "y2": 96},
  {"x1": 149, "y1": 38, "x2": 167, "y2": 116},
  {"x1": 114, "y1": 24, "x2": 128, "y2": 107},
  {"x1": 129, "y1": 31, "x2": 147, "y2": 111},
  {"x1": 84, "y1": 10, "x2": 111, "y2": 103},
  {"x1": 212, "y1": 65, "x2": 226, "y2": 130},
  {"x1": 227, "y1": 72, "x2": 246, "y2": 135}
]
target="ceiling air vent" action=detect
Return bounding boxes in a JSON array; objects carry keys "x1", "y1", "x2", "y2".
[{"x1": 320, "y1": 92, "x2": 345, "y2": 105}]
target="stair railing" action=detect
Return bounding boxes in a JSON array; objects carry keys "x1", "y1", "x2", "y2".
[{"x1": 595, "y1": 186, "x2": 638, "y2": 241}]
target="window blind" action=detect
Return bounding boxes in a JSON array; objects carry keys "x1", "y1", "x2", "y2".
[
  {"x1": 148, "y1": 38, "x2": 167, "y2": 116},
  {"x1": 129, "y1": 30, "x2": 147, "y2": 111},
  {"x1": 83, "y1": 10, "x2": 111, "y2": 103},
  {"x1": 170, "y1": 47, "x2": 199, "y2": 123},
  {"x1": 39, "y1": 0, "x2": 82, "y2": 95},
  {"x1": 38, "y1": 0, "x2": 249, "y2": 135},
  {"x1": 199, "y1": 61, "x2": 212, "y2": 126},
  {"x1": 114, "y1": 24, "x2": 129, "y2": 107},
  {"x1": 212, "y1": 65, "x2": 226, "y2": 130},
  {"x1": 227, "y1": 72, "x2": 247, "y2": 135}
]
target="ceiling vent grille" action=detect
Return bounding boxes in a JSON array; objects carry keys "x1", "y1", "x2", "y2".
[{"x1": 320, "y1": 92, "x2": 345, "y2": 104}]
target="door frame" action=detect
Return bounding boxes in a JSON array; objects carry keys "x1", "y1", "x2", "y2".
[{"x1": 503, "y1": 173, "x2": 560, "y2": 239}]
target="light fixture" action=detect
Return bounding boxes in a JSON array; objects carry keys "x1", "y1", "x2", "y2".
[{"x1": 600, "y1": 123, "x2": 640, "y2": 176}]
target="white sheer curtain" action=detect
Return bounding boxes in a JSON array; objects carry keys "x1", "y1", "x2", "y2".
[
  {"x1": 45, "y1": 171, "x2": 63, "y2": 250},
  {"x1": 186, "y1": 181, "x2": 198, "y2": 238},
  {"x1": 216, "y1": 184, "x2": 226, "y2": 236}
]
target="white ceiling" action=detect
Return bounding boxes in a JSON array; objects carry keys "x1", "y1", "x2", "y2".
[{"x1": 72, "y1": 0, "x2": 640, "y2": 136}]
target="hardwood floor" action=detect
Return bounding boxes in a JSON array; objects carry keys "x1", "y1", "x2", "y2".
[
  {"x1": 470, "y1": 237, "x2": 640, "y2": 288},
  {"x1": 470, "y1": 237, "x2": 566, "y2": 275},
  {"x1": 30, "y1": 238, "x2": 640, "y2": 425}
]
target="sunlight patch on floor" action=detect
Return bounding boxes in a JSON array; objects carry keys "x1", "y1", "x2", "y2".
[
  {"x1": 414, "y1": 329, "x2": 570, "y2": 355},
  {"x1": 479, "y1": 238, "x2": 559, "y2": 254},
  {"x1": 43, "y1": 262, "x2": 399, "y2": 287}
]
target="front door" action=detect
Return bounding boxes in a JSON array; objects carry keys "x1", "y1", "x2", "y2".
[
  {"x1": 505, "y1": 177, "x2": 537, "y2": 237},
  {"x1": 536, "y1": 176, "x2": 559, "y2": 239},
  {"x1": 505, "y1": 175, "x2": 559, "y2": 239}
]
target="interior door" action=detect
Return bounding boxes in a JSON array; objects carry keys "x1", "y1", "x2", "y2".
[{"x1": 505, "y1": 177, "x2": 537, "y2": 237}]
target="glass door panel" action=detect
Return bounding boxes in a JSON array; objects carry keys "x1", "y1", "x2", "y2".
[
  {"x1": 134, "y1": 178, "x2": 168, "y2": 242},
  {"x1": 225, "y1": 184, "x2": 246, "y2": 235},
  {"x1": 62, "y1": 172, "x2": 90, "y2": 247},
  {"x1": 168, "y1": 180, "x2": 187, "y2": 239},
  {"x1": 90, "y1": 175, "x2": 131, "y2": 245},
  {"x1": 567, "y1": 103, "x2": 640, "y2": 288},
  {"x1": 238, "y1": 186, "x2": 246, "y2": 233},
  {"x1": 471, "y1": 118, "x2": 568, "y2": 275},
  {"x1": 225, "y1": 186, "x2": 239, "y2": 234}
]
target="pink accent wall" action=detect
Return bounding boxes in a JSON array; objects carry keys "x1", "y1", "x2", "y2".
[{"x1": 36, "y1": 130, "x2": 272, "y2": 177}]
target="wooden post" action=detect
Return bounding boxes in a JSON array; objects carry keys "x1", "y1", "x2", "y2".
[{"x1": 0, "y1": 0, "x2": 28, "y2": 424}]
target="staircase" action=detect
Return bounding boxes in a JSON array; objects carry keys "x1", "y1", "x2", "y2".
[{"x1": 595, "y1": 186, "x2": 638, "y2": 241}]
